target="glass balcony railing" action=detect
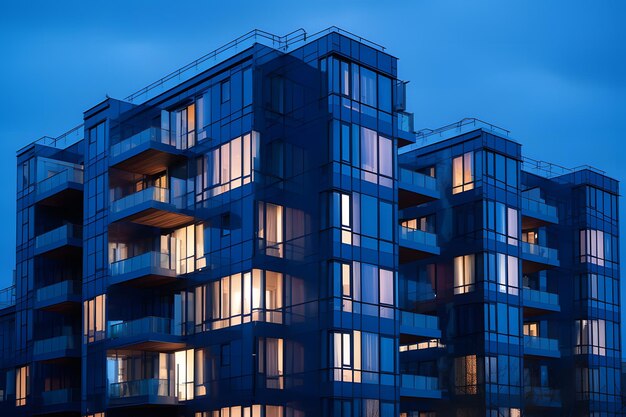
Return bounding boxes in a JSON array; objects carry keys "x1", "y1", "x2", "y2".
[
  {"x1": 400, "y1": 374, "x2": 439, "y2": 391},
  {"x1": 397, "y1": 112, "x2": 414, "y2": 133},
  {"x1": 36, "y1": 280, "x2": 81, "y2": 303},
  {"x1": 400, "y1": 310, "x2": 439, "y2": 331},
  {"x1": 35, "y1": 224, "x2": 82, "y2": 249},
  {"x1": 0, "y1": 285, "x2": 16, "y2": 308},
  {"x1": 41, "y1": 388, "x2": 78, "y2": 405},
  {"x1": 398, "y1": 168, "x2": 438, "y2": 192},
  {"x1": 525, "y1": 386, "x2": 561, "y2": 403},
  {"x1": 33, "y1": 334, "x2": 78, "y2": 355},
  {"x1": 522, "y1": 288, "x2": 559, "y2": 307},
  {"x1": 37, "y1": 167, "x2": 84, "y2": 196},
  {"x1": 110, "y1": 316, "x2": 178, "y2": 339},
  {"x1": 521, "y1": 196, "x2": 557, "y2": 219},
  {"x1": 399, "y1": 226, "x2": 438, "y2": 247},
  {"x1": 110, "y1": 252, "x2": 176, "y2": 276},
  {"x1": 521, "y1": 242, "x2": 558, "y2": 262},
  {"x1": 110, "y1": 127, "x2": 191, "y2": 158},
  {"x1": 109, "y1": 378, "x2": 174, "y2": 399},
  {"x1": 524, "y1": 335, "x2": 559, "y2": 352},
  {"x1": 110, "y1": 187, "x2": 180, "y2": 213}
]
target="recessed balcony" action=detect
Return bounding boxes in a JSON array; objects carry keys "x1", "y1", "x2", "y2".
[
  {"x1": 521, "y1": 242, "x2": 559, "y2": 273},
  {"x1": 400, "y1": 374, "x2": 441, "y2": 399},
  {"x1": 398, "y1": 168, "x2": 439, "y2": 208},
  {"x1": 35, "y1": 166, "x2": 84, "y2": 207},
  {"x1": 523, "y1": 335, "x2": 560, "y2": 358},
  {"x1": 521, "y1": 196, "x2": 558, "y2": 228},
  {"x1": 399, "y1": 226, "x2": 440, "y2": 263},
  {"x1": 524, "y1": 386, "x2": 561, "y2": 408},
  {"x1": 109, "y1": 187, "x2": 194, "y2": 229},
  {"x1": 108, "y1": 316, "x2": 185, "y2": 352},
  {"x1": 108, "y1": 251, "x2": 178, "y2": 287},
  {"x1": 522, "y1": 288, "x2": 560, "y2": 316},
  {"x1": 399, "y1": 310, "x2": 441, "y2": 343},
  {"x1": 34, "y1": 280, "x2": 81, "y2": 312},
  {"x1": 34, "y1": 224, "x2": 82, "y2": 257},
  {"x1": 110, "y1": 128, "x2": 188, "y2": 175},
  {"x1": 33, "y1": 334, "x2": 80, "y2": 362},
  {"x1": 38, "y1": 388, "x2": 80, "y2": 414},
  {"x1": 108, "y1": 378, "x2": 178, "y2": 407}
]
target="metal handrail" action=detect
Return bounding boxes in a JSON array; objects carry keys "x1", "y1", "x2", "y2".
[
  {"x1": 18, "y1": 124, "x2": 84, "y2": 154},
  {"x1": 522, "y1": 156, "x2": 605, "y2": 178},
  {"x1": 415, "y1": 117, "x2": 510, "y2": 140}
]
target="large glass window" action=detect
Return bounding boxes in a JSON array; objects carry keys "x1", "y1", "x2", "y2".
[
  {"x1": 196, "y1": 132, "x2": 257, "y2": 199},
  {"x1": 84, "y1": 294, "x2": 106, "y2": 343},
  {"x1": 258, "y1": 202, "x2": 284, "y2": 258},
  {"x1": 258, "y1": 337, "x2": 284, "y2": 389},
  {"x1": 174, "y1": 349, "x2": 194, "y2": 400},
  {"x1": 575, "y1": 319, "x2": 606, "y2": 356},
  {"x1": 452, "y1": 152, "x2": 474, "y2": 194},
  {"x1": 454, "y1": 355, "x2": 478, "y2": 394},
  {"x1": 15, "y1": 365, "x2": 28, "y2": 406},
  {"x1": 454, "y1": 254, "x2": 475, "y2": 294},
  {"x1": 580, "y1": 229, "x2": 613, "y2": 266}
]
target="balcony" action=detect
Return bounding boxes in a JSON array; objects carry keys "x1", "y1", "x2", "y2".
[
  {"x1": 110, "y1": 127, "x2": 188, "y2": 175},
  {"x1": 523, "y1": 335, "x2": 560, "y2": 358},
  {"x1": 108, "y1": 378, "x2": 178, "y2": 407},
  {"x1": 521, "y1": 196, "x2": 558, "y2": 228},
  {"x1": 524, "y1": 386, "x2": 561, "y2": 408},
  {"x1": 34, "y1": 224, "x2": 82, "y2": 257},
  {"x1": 522, "y1": 288, "x2": 560, "y2": 316},
  {"x1": 108, "y1": 251, "x2": 178, "y2": 287},
  {"x1": 108, "y1": 317, "x2": 185, "y2": 352},
  {"x1": 398, "y1": 168, "x2": 439, "y2": 208},
  {"x1": 34, "y1": 280, "x2": 81, "y2": 312},
  {"x1": 400, "y1": 310, "x2": 441, "y2": 343},
  {"x1": 33, "y1": 334, "x2": 80, "y2": 362},
  {"x1": 110, "y1": 187, "x2": 194, "y2": 229},
  {"x1": 396, "y1": 112, "x2": 415, "y2": 147},
  {"x1": 521, "y1": 242, "x2": 559, "y2": 273},
  {"x1": 35, "y1": 166, "x2": 84, "y2": 206},
  {"x1": 400, "y1": 374, "x2": 441, "y2": 399},
  {"x1": 399, "y1": 226, "x2": 439, "y2": 263},
  {"x1": 39, "y1": 388, "x2": 80, "y2": 414}
]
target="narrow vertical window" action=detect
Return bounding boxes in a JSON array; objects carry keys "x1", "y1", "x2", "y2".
[
  {"x1": 221, "y1": 79, "x2": 230, "y2": 103},
  {"x1": 452, "y1": 152, "x2": 474, "y2": 194},
  {"x1": 454, "y1": 254, "x2": 475, "y2": 294},
  {"x1": 15, "y1": 365, "x2": 29, "y2": 406}
]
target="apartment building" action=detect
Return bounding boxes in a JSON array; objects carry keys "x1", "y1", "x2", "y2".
[{"x1": 0, "y1": 28, "x2": 621, "y2": 417}]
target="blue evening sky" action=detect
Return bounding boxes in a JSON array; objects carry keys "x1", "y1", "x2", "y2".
[{"x1": 0, "y1": 0, "x2": 624, "y2": 343}]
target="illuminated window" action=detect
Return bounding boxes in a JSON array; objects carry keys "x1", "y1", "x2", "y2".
[
  {"x1": 331, "y1": 331, "x2": 361, "y2": 383},
  {"x1": 165, "y1": 224, "x2": 205, "y2": 274},
  {"x1": 575, "y1": 319, "x2": 606, "y2": 356},
  {"x1": 452, "y1": 152, "x2": 474, "y2": 194},
  {"x1": 195, "y1": 349, "x2": 206, "y2": 396},
  {"x1": 170, "y1": 103, "x2": 196, "y2": 149},
  {"x1": 580, "y1": 229, "x2": 611, "y2": 266},
  {"x1": 174, "y1": 349, "x2": 194, "y2": 401},
  {"x1": 258, "y1": 337, "x2": 284, "y2": 389},
  {"x1": 84, "y1": 294, "x2": 106, "y2": 343},
  {"x1": 523, "y1": 322, "x2": 539, "y2": 336},
  {"x1": 497, "y1": 254, "x2": 519, "y2": 295},
  {"x1": 454, "y1": 254, "x2": 475, "y2": 294},
  {"x1": 15, "y1": 365, "x2": 28, "y2": 406},
  {"x1": 258, "y1": 202, "x2": 284, "y2": 257},
  {"x1": 454, "y1": 355, "x2": 478, "y2": 394}
]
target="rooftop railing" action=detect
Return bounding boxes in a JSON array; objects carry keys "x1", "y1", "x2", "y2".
[
  {"x1": 400, "y1": 118, "x2": 511, "y2": 154},
  {"x1": 522, "y1": 156, "x2": 605, "y2": 179},
  {"x1": 18, "y1": 124, "x2": 84, "y2": 155},
  {"x1": 399, "y1": 226, "x2": 438, "y2": 247}
]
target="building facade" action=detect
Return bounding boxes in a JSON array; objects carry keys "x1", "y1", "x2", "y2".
[{"x1": 0, "y1": 28, "x2": 621, "y2": 417}]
